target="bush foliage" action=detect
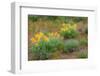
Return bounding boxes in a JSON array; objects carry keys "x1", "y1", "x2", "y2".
[{"x1": 63, "y1": 39, "x2": 80, "y2": 53}]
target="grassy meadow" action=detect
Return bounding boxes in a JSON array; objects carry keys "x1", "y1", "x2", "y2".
[{"x1": 28, "y1": 15, "x2": 88, "y2": 61}]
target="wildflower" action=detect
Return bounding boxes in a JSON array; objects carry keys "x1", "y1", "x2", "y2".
[
  {"x1": 31, "y1": 37, "x2": 36, "y2": 43},
  {"x1": 39, "y1": 32, "x2": 44, "y2": 36},
  {"x1": 60, "y1": 23, "x2": 77, "y2": 33},
  {"x1": 48, "y1": 32, "x2": 60, "y2": 38}
]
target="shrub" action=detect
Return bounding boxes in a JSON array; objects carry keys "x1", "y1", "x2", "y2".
[
  {"x1": 31, "y1": 38, "x2": 63, "y2": 60},
  {"x1": 63, "y1": 39, "x2": 80, "y2": 53},
  {"x1": 60, "y1": 29, "x2": 79, "y2": 38},
  {"x1": 60, "y1": 23, "x2": 79, "y2": 38},
  {"x1": 77, "y1": 51, "x2": 88, "y2": 58},
  {"x1": 31, "y1": 40, "x2": 51, "y2": 60},
  {"x1": 47, "y1": 37, "x2": 64, "y2": 51}
]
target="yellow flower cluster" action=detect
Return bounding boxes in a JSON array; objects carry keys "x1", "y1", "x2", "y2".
[
  {"x1": 48, "y1": 32, "x2": 60, "y2": 38},
  {"x1": 31, "y1": 23, "x2": 77, "y2": 44},
  {"x1": 31, "y1": 31, "x2": 61, "y2": 44},
  {"x1": 31, "y1": 32, "x2": 49, "y2": 43},
  {"x1": 60, "y1": 23, "x2": 77, "y2": 32}
]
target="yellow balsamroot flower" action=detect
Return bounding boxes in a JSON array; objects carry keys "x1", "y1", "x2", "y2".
[
  {"x1": 48, "y1": 32, "x2": 60, "y2": 38},
  {"x1": 63, "y1": 24, "x2": 70, "y2": 28},
  {"x1": 34, "y1": 32, "x2": 44, "y2": 42},
  {"x1": 31, "y1": 32, "x2": 49, "y2": 43},
  {"x1": 35, "y1": 34, "x2": 41, "y2": 42},
  {"x1": 31, "y1": 37, "x2": 37, "y2": 43},
  {"x1": 31, "y1": 32, "x2": 41, "y2": 43},
  {"x1": 35, "y1": 33, "x2": 40, "y2": 38},
  {"x1": 39, "y1": 32, "x2": 44, "y2": 37},
  {"x1": 61, "y1": 23, "x2": 70, "y2": 31},
  {"x1": 35, "y1": 32, "x2": 44, "y2": 37},
  {"x1": 60, "y1": 25, "x2": 69, "y2": 32},
  {"x1": 68, "y1": 24, "x2": 77, "y2": 30},
  {"x1": 61, "y1": 23, "x2": 77, "y2": 31}
]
